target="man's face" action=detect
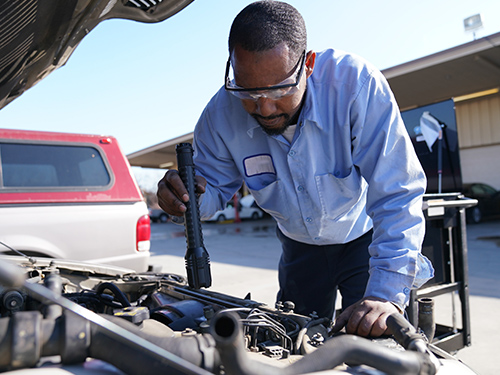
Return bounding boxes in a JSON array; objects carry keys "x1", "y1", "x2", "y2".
[{"x1": 231, "y1": 44, "x2": 313, "y2": 136}]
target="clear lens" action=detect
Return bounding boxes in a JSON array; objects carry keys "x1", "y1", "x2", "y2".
[
  {"x1": 229, "y1": 85, "x2": 299, "y2": 100},
  {"x1": 226, "y1": 74, "x2": 297, "y2": 91}
]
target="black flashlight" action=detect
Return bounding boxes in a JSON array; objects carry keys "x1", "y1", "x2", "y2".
[{"x1": 176, "y1": 142, "x2": 212, "y2": 289}]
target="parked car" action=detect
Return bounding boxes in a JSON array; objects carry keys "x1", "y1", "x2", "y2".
[
  {"x1": 205, "y1": 195, "x2": 264, "y2": 222},
  {"x1": 463, "y1": 182, "x2": 500, "y2": 223},
  {"x1": 149, "y1": 207, "x2": 169, "y2": 223},
  {"x1": 0, "y1": 129, "x2": 151, "y2": 271}
]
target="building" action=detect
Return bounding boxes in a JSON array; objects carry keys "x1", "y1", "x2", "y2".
[{"x1": 128, "y1": 32, "x2": 500, "y2": 190}]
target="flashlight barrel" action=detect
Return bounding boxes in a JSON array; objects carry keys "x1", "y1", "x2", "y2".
[{"x1": 176, "y1": 143, "x2": 212, "y2": 289}]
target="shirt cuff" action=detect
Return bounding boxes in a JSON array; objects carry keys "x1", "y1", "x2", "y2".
[{"x1": 364, "y1": 268, "x2": 413, "y2": 308}]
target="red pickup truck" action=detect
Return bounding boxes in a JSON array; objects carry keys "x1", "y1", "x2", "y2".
[{"x1": 0, "y1": 128, "x2": 151, "y2": 272}]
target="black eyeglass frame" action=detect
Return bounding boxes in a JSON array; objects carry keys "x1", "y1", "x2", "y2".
[{"x1": 224, "y1": 50, "x2": 307, "y2": 93}]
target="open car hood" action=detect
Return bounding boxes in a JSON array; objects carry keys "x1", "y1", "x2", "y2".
[{"x1": 0, "y1": 0, "x2": 193, "y2": 109}]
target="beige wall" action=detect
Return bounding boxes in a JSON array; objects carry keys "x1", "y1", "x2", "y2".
[
  {"x1": 456, "y1": 93, "x2": 500, "y2": 189},
  {"x1": 459, "y1": 144, "x2": 500, "y2": 189}
]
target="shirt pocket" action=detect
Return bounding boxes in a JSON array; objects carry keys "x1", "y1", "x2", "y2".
[
  {"x1": 248, "y1": 179, "x2": 290, "y2": 221},
  {"x1": 315, "y1": 168, "x2": 362, "y2": 220}
]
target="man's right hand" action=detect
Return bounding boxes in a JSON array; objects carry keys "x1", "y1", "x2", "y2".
[{"x1": 157, "y1": 170, "x2": 207, "y2": 216}]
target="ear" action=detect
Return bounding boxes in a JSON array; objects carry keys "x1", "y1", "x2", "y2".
[{"x1": 305, "y1": 50, "x2": 316, "y2": 78}]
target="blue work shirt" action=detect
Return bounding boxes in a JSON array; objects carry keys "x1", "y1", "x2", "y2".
[{"x1": 193, "y1": 49, "x2": 434, "y2": 308}]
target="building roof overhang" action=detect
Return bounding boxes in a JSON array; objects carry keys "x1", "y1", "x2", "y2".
[{"x1": 128, "y1": 32, "x2": 500, "y2": 169}]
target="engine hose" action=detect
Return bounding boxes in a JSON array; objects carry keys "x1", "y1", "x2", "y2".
[
  {"x1": 96, "y1": 282, "x2": 131, "y2": 308},
  {"x1": 387, "y1": 313, "x2": 430, "y2": 354},
  {"x1": 210, "y1": 311, "x2": 437, "y2": 375}
]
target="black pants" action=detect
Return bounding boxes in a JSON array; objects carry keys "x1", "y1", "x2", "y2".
[{"x1": 276, "y1": 228, "x2": 372, "y2": 319}]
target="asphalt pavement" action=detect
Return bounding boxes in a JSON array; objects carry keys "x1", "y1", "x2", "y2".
[{"x1": 150, "y1": 216, "x2": 500, "y2": 375}]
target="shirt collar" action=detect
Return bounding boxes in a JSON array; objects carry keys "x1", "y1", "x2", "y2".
[
  {"x1": 300, "y1": 79, "x2": 322, "y2": 129},
  {"x1": 246, "y1": 117, "x2": 260, "y2": 138}
]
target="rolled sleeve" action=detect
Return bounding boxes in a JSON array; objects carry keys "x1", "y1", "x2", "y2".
[{"x1": 365, "y1": 251, "x2": 434, "y2": 307}]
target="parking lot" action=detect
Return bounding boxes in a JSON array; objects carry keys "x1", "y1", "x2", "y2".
[{"x1": 150, "y1": 217, "x2": 500, "y2": 375}]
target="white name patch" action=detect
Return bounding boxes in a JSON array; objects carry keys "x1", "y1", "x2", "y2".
[{"x1": 243, "y1": 154, "x2": 276, "y2": 177}]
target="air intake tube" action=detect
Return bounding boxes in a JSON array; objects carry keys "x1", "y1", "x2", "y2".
[
  {"x1": 210, "y1": 311, "x2": 437, "y2": 375},
  {"x1": 88, "y1": 314, "x2": 219, "y2": 374}
]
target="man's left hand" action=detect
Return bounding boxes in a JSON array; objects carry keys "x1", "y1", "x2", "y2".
[{"x1": 330, "y1": 296, "x2": 400, "y2": 337}]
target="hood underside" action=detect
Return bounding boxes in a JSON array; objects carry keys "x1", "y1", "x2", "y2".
[{"x1": 0, "y1": 0, "x2": 193, "y2": 109}]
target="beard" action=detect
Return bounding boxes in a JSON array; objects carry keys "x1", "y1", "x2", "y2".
[{"x1": 252, "y1": 113, "x2": 291, "y2": 136}]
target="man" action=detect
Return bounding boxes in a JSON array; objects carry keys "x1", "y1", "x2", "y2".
[{"x1": 157, "y1": 1, "x2": 433, "y2": 337}]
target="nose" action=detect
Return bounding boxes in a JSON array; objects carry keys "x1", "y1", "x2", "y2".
[{"x1": 254, "y1": 97, "x2": 277, "y2": 117}]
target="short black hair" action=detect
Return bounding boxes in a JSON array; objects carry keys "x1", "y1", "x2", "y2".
[{"x1": 228, "y1": 1, "x2": 307, "y2": 64}]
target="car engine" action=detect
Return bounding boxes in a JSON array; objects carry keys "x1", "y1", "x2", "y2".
[{"x1": 0, "y1": 256, "x2": 477, "y2": 375}]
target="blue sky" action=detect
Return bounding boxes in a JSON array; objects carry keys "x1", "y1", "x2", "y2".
[{"x1": 1, "y1": 1, "x2": 499, "y2": 165}]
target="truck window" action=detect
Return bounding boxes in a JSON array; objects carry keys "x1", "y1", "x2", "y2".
[{"x1": 0, "y1": 142, "x2": 111, "y2": 189}]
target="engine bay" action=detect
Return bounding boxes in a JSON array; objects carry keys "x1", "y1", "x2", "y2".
[{"x1": 0, "y1": 256, "x2": 477, "y2": 375}]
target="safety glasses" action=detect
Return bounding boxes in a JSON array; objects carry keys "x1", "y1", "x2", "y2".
[{"x1": 224, "y1": 50, "x2": 306, "y2": 101}]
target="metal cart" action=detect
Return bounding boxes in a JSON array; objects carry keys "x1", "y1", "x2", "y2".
[{"x1": 407, "y1": 193, "x2": 478, "y2": 352}]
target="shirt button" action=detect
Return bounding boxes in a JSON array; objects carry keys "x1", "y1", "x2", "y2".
[
  {"x1": 297, "y1": 185, "x2": 304, "y2": 192},
  {"x1": 314, "y1": 237, "x2": 320, "y2": 241},
  {"x1": 289, "y1": 150, "x2": 296, "y2": 156},
  {"x1": 403, "y1": 287, "x2": 410, "y2": 294},
  {"x1": 306, "y1": 217, "x2": 312, "y2": 223}
]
